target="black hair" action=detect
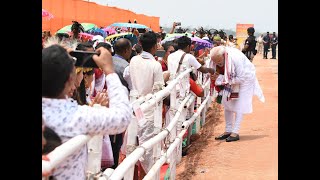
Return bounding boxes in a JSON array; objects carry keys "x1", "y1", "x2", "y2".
[
  {"x1": 130, "y1": 50, "x2": 137, "y2": 60},
  {"x1": 56, "y1": 33, "x2": 70, "y2": 41},
  {"x1": 76, "y1": 42, "x2": 94, "y2": 51},
  {"x1": 172, "y1": 42, "x2": 179, "y2": 51},
  {"x1": 228, "y1": 35, "x2": 233, "y2": 41},
  {"x1": 156, "y1": 33, "x2": 162, "y2": 39},
  {"x1": 95, "y1": 42, "x2": 112, "y2": 50},
  {"x1": 160, "y1": 33, "x2": 166, "y2": 41},
  {"x1": 42, "y1": 127, "x2": 62, "y2": 155},
  {"x1": 177, "y1": 36, "x2": 191, "y2": 50},
  {"x1": 163, "y1": 41, "x2": 174, "y2": 52},
  {"x1": 95, "y1": 42, "x2": 114, "y2": 56},
  {"x1": 73, "y1": 69, "x2": 94, "y2": 105},
  {"x1": 133, "y1": 43, "x2": 142, "y2": 54},
  {"x1": 139, "y1": 32, "x2": 157, "y2": 52},
  {"x1": 71, "y1": 21, "x2": 84, "y2": 33},
  {"x1": 114, "y1": 38, "x2": 132, "y2": 55},
  {"x1": 42, "y1": 45, "x2": 74, "y2": 98}
]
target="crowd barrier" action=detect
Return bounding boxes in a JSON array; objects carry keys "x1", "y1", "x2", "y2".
[{"x1": 42, "y1": 58, "x2": 215, "y2": 180}]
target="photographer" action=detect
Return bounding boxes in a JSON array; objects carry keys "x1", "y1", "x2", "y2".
[{"x1": 42, "y1": 44, "x2": 132, "y2": 179}]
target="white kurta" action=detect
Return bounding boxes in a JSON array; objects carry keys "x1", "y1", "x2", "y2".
[
  {"x1": 222, "y1": 47, "x2": 264, "y2": 114},
  {"x1": 125, "y1": 51, "x2": 165, "y2": 172}
]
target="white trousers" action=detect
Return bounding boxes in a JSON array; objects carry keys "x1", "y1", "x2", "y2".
[{"x1": 224, "y1": 109, "x2": 243, "y2": 134}]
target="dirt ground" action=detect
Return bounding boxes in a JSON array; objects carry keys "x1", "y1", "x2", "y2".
[{"x1": 176, "y1": 53, "x2": 278, "y2": 180}]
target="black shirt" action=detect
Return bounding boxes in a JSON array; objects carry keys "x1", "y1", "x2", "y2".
[
  {"x1": 271, "y1": 36, "x2": 278, "y2": 46},
  {"x1": 244, "y1": 35, "x2": 256, "y2": 51},
  {"x1": 263, "y1": 35, "x2": 271, "y2": 45}
]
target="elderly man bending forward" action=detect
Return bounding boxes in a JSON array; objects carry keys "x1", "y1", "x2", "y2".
[{"x1": 210, "y1": 46, "x2": 265, "y2": 142}]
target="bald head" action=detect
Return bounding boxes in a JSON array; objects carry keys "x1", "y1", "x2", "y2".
[{"x1": 114, "y1": 38, "x2": 132, "y2": 60}]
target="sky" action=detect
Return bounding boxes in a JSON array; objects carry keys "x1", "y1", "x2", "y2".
[{"x1": 88, "y1": 0, "x2": 278, "y2": 33}]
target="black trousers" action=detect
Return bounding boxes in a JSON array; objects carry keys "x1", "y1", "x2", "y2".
[
  {"x1": 109, "y1": 133, "x2": 123, "y2": 169},
  {"x1": 263, "y1": 45, "x2": 270, "y2": 58},
  {"x1": 271, "y1": 45, "x2": 277, "y2": 58}
]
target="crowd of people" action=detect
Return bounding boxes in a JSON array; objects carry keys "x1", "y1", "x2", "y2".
[{"x1": 42, "y1": 20, "x2": 268, "y2": 179}]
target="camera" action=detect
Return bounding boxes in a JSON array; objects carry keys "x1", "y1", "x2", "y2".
[{"x1": 70, "y1": 50, "x2": 99, "y2": 68}]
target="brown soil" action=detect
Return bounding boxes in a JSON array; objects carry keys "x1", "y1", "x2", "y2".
[{"x1": 176, "y1": 53, "x2": 278, "y2": 180}]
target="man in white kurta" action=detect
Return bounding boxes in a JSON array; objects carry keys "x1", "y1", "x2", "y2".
[
  {"x1": 210, "y1": 46, "x2": 265, "y2": 142},
  {"x1": 124, "y1": 32, "x2": 165, "y2": 174}
]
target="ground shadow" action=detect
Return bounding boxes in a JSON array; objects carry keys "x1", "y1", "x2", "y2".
[{"x1": 239, "y1": 134, "x2": 268, "y2": 141}]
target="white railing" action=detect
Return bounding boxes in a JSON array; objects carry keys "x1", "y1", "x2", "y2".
[{"x1": 42, "y1": 62, "x2": 213, "y2": 180}]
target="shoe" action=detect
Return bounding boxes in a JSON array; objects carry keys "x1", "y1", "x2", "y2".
[
  {"x1": 271, "y1": 57, "x2": 276, "y2": 59},
  {"x1": 215, "y1": 133, "x2": 231, "y2": 140},
  {"x1": 226, "y1": 135, "x2": 240, "y2": 142}
]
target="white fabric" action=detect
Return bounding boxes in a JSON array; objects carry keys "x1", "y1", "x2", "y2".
[
  {"x1": 257, "y1": 36, "x2": 263, "y2": 44},
  {"x1": 227, "y1": 41, "x2": 236, "y2": 48},
  {"x1": 92, "y1": 35, "x2": 105, "y2": 49},
  {"x1": 126, "y1": 51, "x2": 165, "y2": 172},
  {"x1": 128, "y1": 51, "x2": 164, "y2": 96},
  {"x1": 224, "y1": 109, "x2": 243, "y2": 134},
  {"x1": 167, "y1": 49, "x2": 202, "y2": 77},
  {"x1": 85, "y1": 88, "x2": 92, "y2": 104},
  {"x1": 94, "y1": 73, "x2": 106, "y2": 93},
  {"x1": 224, "y1": 109, "x2": 234, "y2": 132},
  {"x1": 101, "y1": 136, "x2": 114, "y2": 168},
  {"x1": 221, "y1": 47, "x2": 265, "y2": 114},
  {"x1": 123, "y1": 66, "x2": 132, "y2": 90},
  {"x1": 42, "y1": 73, "x2": 132, "y2": 180}
]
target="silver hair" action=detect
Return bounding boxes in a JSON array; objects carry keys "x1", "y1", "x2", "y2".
[{"x1": 210, "y1": 46, "x2": 226, "y2": 59}]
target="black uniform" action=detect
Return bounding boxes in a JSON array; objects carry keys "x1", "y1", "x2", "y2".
[
  {"x1": 263, "y1": 35, "x2": 271, "y2": 58},
  {"x1": 242, "y1": 35, "x2": 257, "y2": 61},
  {"x1": 270, "y1": 35, "x2": 278, "y2": 59}
]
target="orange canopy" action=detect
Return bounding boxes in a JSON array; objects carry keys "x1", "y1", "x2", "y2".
[{"x1": 42, "y1": 0, "x2": 160, "y2": 33}]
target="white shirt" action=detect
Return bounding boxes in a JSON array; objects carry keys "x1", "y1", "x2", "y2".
[
  {"x1": 167, "y1": 49, "x2": 201, "y2": 77},
  {"x1": 42, "y1": 73, "x2": 132, "y2": 180},
  {"x1": 125, "y1": 51, "x2": 164, "y2": 96}
]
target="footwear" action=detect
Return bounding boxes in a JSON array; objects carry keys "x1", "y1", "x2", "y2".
[
  {"x1": 215, "y1": 133, "x2": 231, "y2": 140},
  {"x1": 226, "y1": 135, "x2": 240, "y2": 142}
]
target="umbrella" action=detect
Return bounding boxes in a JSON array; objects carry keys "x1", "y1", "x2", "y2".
[
  {"x1": 56, "y1": 23, "x2": 97, "y2": 34},
  {"x1": 165, "y1": 33, "x2": 197, "y2": 39},
  {"x1": 42, "y1": 9, "x2": 54, "y2": 20},
  {"x1": 66, "y1": 32, "x2": 94, "y2": 40},
  {"x1": 161, "y1": 35, "x2": 212, "y2": 49},
  {"x1": 108, "y1": 22, "x2": 150, "y2": 29},
  {"x1": 105, "y1": 32, "x2": 138, "y2": 45},
  {"x1": 86, "y1": 27, "x2": 107, "y2": 38},
  {"x1": 102, "y1": 27, "x2": 117, "y2": 35}
]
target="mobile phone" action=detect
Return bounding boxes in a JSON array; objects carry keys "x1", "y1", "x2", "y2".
[
  {"x1": 175, "y1": 22, "x2": 181, "y2": 26},
  {"x1": 155, "y1": 50, "x2": 166, "y2": 57},
  {"x1": 69, "y1": 50, "x2": 99, "y2": 68}
]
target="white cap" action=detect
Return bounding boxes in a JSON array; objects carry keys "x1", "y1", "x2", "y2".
[{"x1": 92, "y1": 35, "x2": 105, "y2": 49}]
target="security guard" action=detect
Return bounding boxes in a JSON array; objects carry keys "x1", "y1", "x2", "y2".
[{"x1": 242, "y1": 27, "x2": 257, "y2": 62}]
